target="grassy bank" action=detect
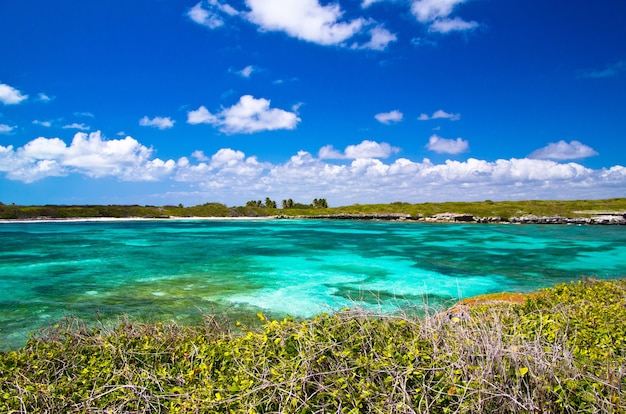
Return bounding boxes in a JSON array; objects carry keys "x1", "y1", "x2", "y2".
[
  {"x1": 1, "y1": 278, "x2": 624, "y2": 413},
  {"x1": 2, "y1": 198, "x2": 626, "y2": 220}
]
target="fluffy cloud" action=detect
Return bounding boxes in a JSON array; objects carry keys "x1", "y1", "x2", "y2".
[
  {"x1": 139, "y1": 116, "x2": 175, "y2": 130},
  {"x1": 426, "y1": 134, "x2": 469, "y2": 154},
  {"x1": 245, "y1": 0, "x2": 366, "y2": 46},
  {"x1": 0, "y1": 124, "x2": 15, "y2": 134},
  {"x1": 411, "y1": 0, "x2": 477, "y2": 33},
  {"x1": 353, "y1": 26, "x2": 397, "y2": 51},
  {"x1": 375, "y1": 110, "x2": 403, "y2": 124},
  {"x1": 2, "y1": 136, "x2": 625, "y2": 205},
  {"x1": 528, "y1": 140, "x2": 599, "y2": 161},
  {"x1": 189, "y1": 0, "x2": 395, "y2": 50},
  {"x1": 0, "y1": 131, "x2": 175, "y2": 183},
  {"x1": 0, "y1": 83, "x2": 28, "y2": 105},
  {"x1": 319, "y1": 140, "x2": 400, "y2": 159},
  {"x1": 187, "y1": 95, "x2": 300, "y2": 134},
  {"x1": 418, "y1": 109, "x2": 460, "y2": 121}
]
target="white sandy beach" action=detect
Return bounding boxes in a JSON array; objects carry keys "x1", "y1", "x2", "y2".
[{"x1": 0, "y1": 216, "x2": 279, "y2": 224}]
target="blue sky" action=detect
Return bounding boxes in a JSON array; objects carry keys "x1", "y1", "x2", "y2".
[{"x1": 1, "y1": 0, "x2": 625, "y2": 207}]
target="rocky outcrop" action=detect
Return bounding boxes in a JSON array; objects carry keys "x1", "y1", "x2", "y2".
[
  {"x1": 287, "y1": 213, "x2": 413, "y2": 221},
  {"x1": 509, "y1": 214, "x2": 626, "y2": 225},
  {"x1": 279, "y1": 212, "x2": 626, "y2": 225},
  {"x1": 423, "y1": 213, "x2": 475, "y2": 222}
]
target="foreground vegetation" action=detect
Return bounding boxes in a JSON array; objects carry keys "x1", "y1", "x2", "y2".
[
  {"x1": 1, "y1": 198, "x2": 626, "y2": 221},
  {"x1": 1, "y1": 279, "x2": 624, "y2": 413}
]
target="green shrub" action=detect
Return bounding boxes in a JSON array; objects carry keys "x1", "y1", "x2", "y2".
[{"x1": 1, "y1": 279, "x2": 624, "y2": 413}]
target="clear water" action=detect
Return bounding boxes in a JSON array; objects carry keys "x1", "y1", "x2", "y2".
[{"x1": 1, "y1": 219, "x2": 625, "y2": 348}]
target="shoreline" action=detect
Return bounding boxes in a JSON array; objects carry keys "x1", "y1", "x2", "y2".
[
  {"x1": 0, "y1": 216, "x2": 279, "y2": 224},
  {"x1": 1, "y1": 213, "x2": 625, "y2": 225}
]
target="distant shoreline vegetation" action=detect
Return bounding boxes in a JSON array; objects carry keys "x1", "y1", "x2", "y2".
[{"x1": 1, "y1": 198, "x2": 626, "y2": 224}]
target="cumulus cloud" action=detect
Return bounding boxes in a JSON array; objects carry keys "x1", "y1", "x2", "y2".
[
  {"x1": 528, "y1": 140, "x2": 599, "y2": 161},
  {"x1": 244, "y1": 0, "x2": 366, "y2": 46},
  {"x1": 0, "y1": 124, "x2": 15, "y2": 134},
  {"x1": 411, "y1": 0, "x2": 477, "y2": 33},
  {"x1": 418, "y1": 109, "x2": 460, "y2": 121},
  {"x1": 176, "y1": 150, "x2": 626, "y2": 206},
  {"x1": 139, "y1": 116, "x2": 175, "y2": 130},
  {"x1": 0, "y1": 131, "x2": 175, "y2": 183},
  {"x1": 187, "y1": 95, "x2": 301, "y2": 134},
  {"x1": 62, "y1": 123, "x2": 90, "y2": 131},
  {"x1": 319, "y1": 140, "x2": 400, "y2": 159},
  {"x1": 0, "y1": 83, "x2": 28, "y2": 105},
  {"x1": 188, "y1": 0, "x2": 395, "y2": 50},
  {"x1": 426, "y1": 134, "x2": 469, "y2": 154},
  {"x1": 375, "y1": 110, "x2": 403, "y2": 124},
  {"x1": 2, "y1": 136, "x2": 625, "y2": 205}
]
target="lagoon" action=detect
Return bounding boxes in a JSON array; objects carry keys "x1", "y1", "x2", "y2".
[{"x1": 1, "y1": 219, "x2": 625, "y2": 348}]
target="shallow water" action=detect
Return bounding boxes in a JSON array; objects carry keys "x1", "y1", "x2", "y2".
[{"x1": 1, "y1": 219, "x2": 625, "y2": 348}]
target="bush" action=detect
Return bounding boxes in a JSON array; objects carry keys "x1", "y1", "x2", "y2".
[{"x1": 0, "y1": 279, "x2": 624, "y2": 413}]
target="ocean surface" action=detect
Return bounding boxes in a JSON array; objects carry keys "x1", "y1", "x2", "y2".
[{"x1": 1, "y1": 219, "x2": 625, "y2": 348}]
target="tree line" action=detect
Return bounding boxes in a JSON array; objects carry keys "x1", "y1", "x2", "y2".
[{"x1": 245, "y1": 198, "x2": 328, "y2": 209}]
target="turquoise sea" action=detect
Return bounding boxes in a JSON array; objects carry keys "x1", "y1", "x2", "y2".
[{"x1": 1, "y1": 219, "x2": 626, "y2": 348}]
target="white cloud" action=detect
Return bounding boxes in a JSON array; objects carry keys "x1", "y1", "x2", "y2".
[
  {"x1": 187, "y1": 95, "x2": 300, "y2": 134},
  {"x1": 0, "y1": 131, "x2": 175, "y2": 183},
  {"x1": 353, "y1": 26, "x2": 397, "y2": 51},
  {"x1": 429, "y1": 17, "x2": 478, "y2": 33},
  {"x1": 238, "y1": 65, "x2": 255, "y2": 78},
  {"x1": 418, "y1": 109, "x2": 460, "y2": 121},
  {"x1": 319, "y1": 140, "x2": 400, "y2": 159},
  {"x1": 361, "y1": 0, "x2": 382, "y2": 8},
  {"x1": 62, "y1": 123, "x2": 90, "y2": 131},
  {"x1": 187, "y1": 0, "x2": 395, "y2": 50},
  {"x1": 187, "y1": 0, "x2": 238, "y2": 29},
  {"x1": 528, "y1": 140, "x2": 599, "y2": 161},
  {"x1": 37, "y1": 93, "x2": 52, "y2": 102},
  {"x1": 411, "y1": 0, "x2": 477, "y2": 33},
  {"x1": 33, "y1": 120, "x2": 52, "y2": 127},
  {"x1": 187, "y1": 106, "x2": 217, "y2": 125},
  {"x1": 426, "y1": 134, "x2": 469, "y2": 154},
  {"x1": 139, "y1": 116, "x2": 175, "y2": 130},
  {"x1": 245, "y1": 0, "x2": 365, "y2": 46},
  {"x1": 412, "y1": 0, "x2": 462, "y2": 22},
  {"x1": 74, "y1": 112, "x2": 95, "y2": 118},
  {"x1": 2, "y1": 137, "x2": 625, "y2": 205},
  {"x1": 0, "y1": 124, "x2": 15, "y2": 134},
  {"x1": 0, "y1": 83, "x2": 28, "y2": 105},
  {"x1": 375, "y1": 110, "x2": 403, "y2": 124},
  {"x1": 192, "y1": 150, "x2": 209, "y2": 161}
]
